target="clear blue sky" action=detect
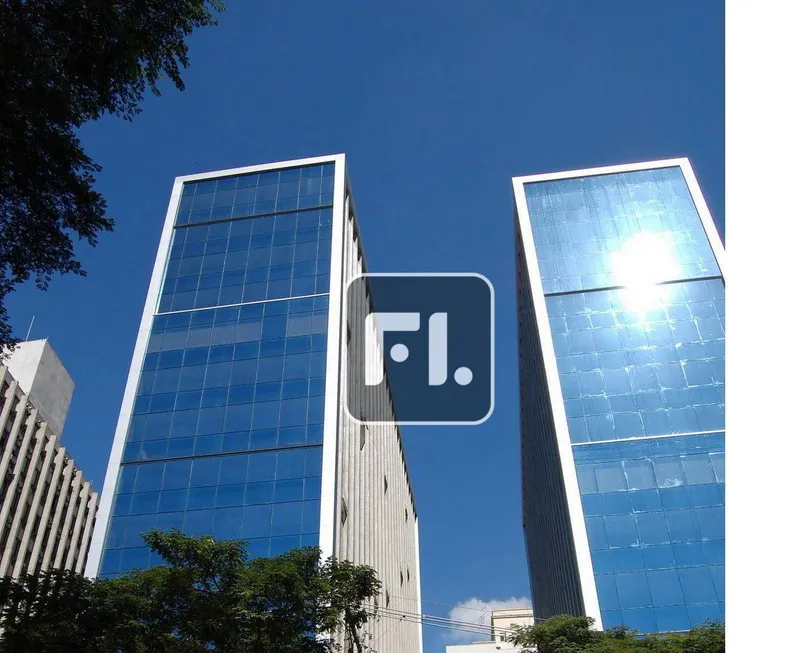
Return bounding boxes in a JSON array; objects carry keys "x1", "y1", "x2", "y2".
[{"x1": 7, "y1": 1, "x2": 723, "y2": 651}]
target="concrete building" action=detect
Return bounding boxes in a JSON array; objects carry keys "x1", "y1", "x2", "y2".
[
  {"x1": 513, "y1": 159, "x2": 725, "y2": 633},
  {"x1": 491, "y1": 608, "x2": 534, "y2": 643},
  {"x1": 86, "y1": 155, "x2": 422, "y2": 653},
  {"x1": 447, "y1": 644, "x2": 520, "y2": 653},
  {"x1": 446, "y1": 608, "x2": 534, "y2": 653},
  {"x1": 0, "y1": 340, "x2": 98, "y2": 578},
  {"x1": 3, "y1": 339, "x2": 74, "y2": 437}
]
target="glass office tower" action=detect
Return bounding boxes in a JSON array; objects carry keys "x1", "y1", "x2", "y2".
[
  {"x1": 86, "y1": 155, "x2": 422, "y2": 653},
  {"x1": 513, "y1": 159, "x2": 724, "y2": 634}
]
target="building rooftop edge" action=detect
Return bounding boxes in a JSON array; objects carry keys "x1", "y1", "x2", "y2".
[
  {"x1": 511, "y1": 157, "x2": 692, "y2": 185},
  {"x1": 174, "y1": 153, "x2": 346, "y2": 184}
]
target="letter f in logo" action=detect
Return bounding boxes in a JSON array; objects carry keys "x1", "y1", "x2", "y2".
[{"x1": 364, "y1": 312, "x2": 449, "y2": 387}]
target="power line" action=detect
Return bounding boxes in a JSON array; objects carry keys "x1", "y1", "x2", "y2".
[
  {"x1": 351, "y1": 598, "x2": 539, "y2": 652},
  {"x1": 368, "y1": 610, "x2": 405, "y2": 650},
  {"x1": 365, "y1": 603, "x2": 522, "y2": 639},
  {"x1": 377, "y1": 592, "x2": 543, "y2": 624},
  {"x1": 382, "y1": 591, "x2": 534, "y2": 617}
]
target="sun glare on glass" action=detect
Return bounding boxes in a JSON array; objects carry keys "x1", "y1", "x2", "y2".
[{"x1": 612, "y1": 231, "x2": 681, "y2": 314}]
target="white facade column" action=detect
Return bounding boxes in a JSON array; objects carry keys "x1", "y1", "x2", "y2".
[
  {"x1": 64, "y1": 481, "x2": 91, "y2": 571},
  {"x1": 75, "y1": 492, "x2": 99, "y2": 573},
  {"x1": 0, "y1": 388, "x2": 26, "y2": 489},
  {"x1": 13, "y1": 433, "x2": 58, "y2": 578},
  {"x1": 26, "y1": 446, "x2": 66, "y2": 575},
  {"x1": 41, "y1": 459, "x2": 75, "y2": 571},
  {"x1": 0, "y1": 408, "x2": 40, "y2": 550},
  {"x1": 53, "y1": 468, "x2": 83, "y2": 568},
  {"x1": 0, "y1": 375, "x2": 18, "y2": 433},
  {"x1": 0, "y1": 420, "x2": 48, "y2": 576}
]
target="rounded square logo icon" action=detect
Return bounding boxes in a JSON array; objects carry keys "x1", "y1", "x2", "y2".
[{"x1": 345, "y1": 273, "x2": 494, "y2": 425}]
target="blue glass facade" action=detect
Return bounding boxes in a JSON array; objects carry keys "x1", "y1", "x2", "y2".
[
  {"x1": 573, "y1": 433, "x2": 724, "y2": 632},
  {"x1": 546, "y1": 280, "x2": 725, "y2": 444},
  {"x1": 519, "y1": 165, "x2": 724, "y2": 632},
  {"x1": 98, "y1": 162, "x2": 335, "y2": 577}
]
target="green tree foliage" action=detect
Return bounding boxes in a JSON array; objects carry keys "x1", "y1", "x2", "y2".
[
  {"x1": 0, "y1": 0, "x2": 226, "y2": 350},
  {"x1": 510, "y1": 615, "x2": 598, "y2": 653},
  {"x1": 507, "y1": 614, "x2": 725, "y2": 653},
  {"x1": 0, "y1": 568, "x2": 97, "y2": 652},
  {"x1": 0, "y1": 530, "x2": 382, "y2": 653}
]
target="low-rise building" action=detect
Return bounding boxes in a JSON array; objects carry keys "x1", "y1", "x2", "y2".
[
  {"x1": 446, "y1": 607, "x2": 535, "y2": 653},
  {"x1": 0, "y1": 340, "x2": 98, "y2": 578}
]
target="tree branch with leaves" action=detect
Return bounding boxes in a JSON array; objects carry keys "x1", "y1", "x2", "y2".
[
  {"x1": 0, "y1": 530, "x2": 382, "y2": 653},
  {"x1": 507, "y1": 614, "x2": 725, "y2": 653},
  {"x1": 0, "y1": 0, "x2": 226, "y2": 350}
]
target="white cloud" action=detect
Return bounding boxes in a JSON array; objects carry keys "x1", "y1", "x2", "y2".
[{"x1": 445, "y1": 596, "x2": 532, "y2": 644}]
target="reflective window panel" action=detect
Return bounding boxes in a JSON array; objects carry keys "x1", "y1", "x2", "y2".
[
  {"x1": 575, "y1": 433, "x2": 724, "y2": 631},
  {"x1": 547, "y1": 279, "x2": 724, "y2": 443},
  {"x1": 176, "y1": 162, "x2": 335, "y2": 226},
  {"x1": 524, "y1": 167, "x2": 720, "y2": 294}
]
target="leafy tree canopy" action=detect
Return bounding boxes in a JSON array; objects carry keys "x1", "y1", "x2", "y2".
[
  {"x1": 0, "y1": 0, "x2": 225, "y2": 350},
  {"x1": 0, "y1": 530, "x2": 381, "y2": 653},
  {"x1": 507, "y1": 614, "x2": 725, "y2": 653}
]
